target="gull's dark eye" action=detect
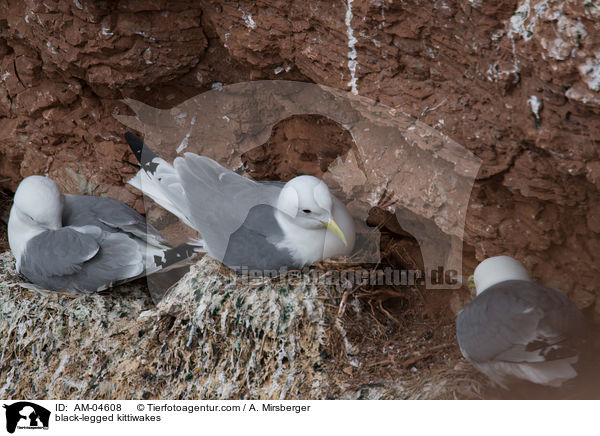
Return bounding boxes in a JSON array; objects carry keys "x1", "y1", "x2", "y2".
[{"x1": 302, "y1": 209, "x2": 312, "y2": 214}]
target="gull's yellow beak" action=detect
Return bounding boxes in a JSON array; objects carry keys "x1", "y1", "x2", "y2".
[{"x1": 321, "y1": 218, "x2": 348, "y2": 247}]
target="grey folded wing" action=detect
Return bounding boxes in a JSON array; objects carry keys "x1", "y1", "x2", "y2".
[
  {"x1": 19, "y1": 226, "x2": 144, "y2": 293},
  {"x1": 456, "y1": 280, "x2": 585, "y2": 364},
  {"x1": 63, "y1": 194, "x2": 168, "y2": 248},
  {"x1": 222, "y1": 204, "x2": 294, "y2": 271},
  {"x1": 174, "y1": 153, "x2": 282, "y2": 261}
]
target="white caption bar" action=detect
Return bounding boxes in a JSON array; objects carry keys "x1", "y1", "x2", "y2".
[{"x1": 0, "y1": 400, "x2": 595, "y2": 435}]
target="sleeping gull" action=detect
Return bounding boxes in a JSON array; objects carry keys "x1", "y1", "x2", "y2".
[
  {"x1": 7, "y1": 175, "x2": 200, "y2": 293},
  {"x1": 456, "y1": 255, "x2": 586, "y2": 388},
  {"x1": 124, "y1": 132, "x2": 356, "y2": 273}
]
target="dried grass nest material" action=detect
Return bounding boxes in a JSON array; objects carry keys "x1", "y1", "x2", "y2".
[{"x1": 0, "y1": 251, "x2": 483, "y2": 399}]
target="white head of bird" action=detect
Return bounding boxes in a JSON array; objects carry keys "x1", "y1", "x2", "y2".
[
  {"x1": 8, "y1": 176, "x2": 64, "y2": 269},
  {"x1": 473, "y1": 255, "x2": 532, "y2": 295},
  {"x1": 276, "y1": 175, "x2": 348, "y2": 246}
]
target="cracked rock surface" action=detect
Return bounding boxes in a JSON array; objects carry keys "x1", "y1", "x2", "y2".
[{"x1": 1, "y1": 1, "x2": 598, "y2": 307}]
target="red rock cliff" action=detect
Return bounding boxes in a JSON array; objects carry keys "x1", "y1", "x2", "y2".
[{"x1": 0, "y1": 0, "x2": 598, "y2": 310}]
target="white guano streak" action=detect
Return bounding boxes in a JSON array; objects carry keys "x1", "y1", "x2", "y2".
[{"x1": 345, "y1": 0, "x2": 359, "y2": 95}]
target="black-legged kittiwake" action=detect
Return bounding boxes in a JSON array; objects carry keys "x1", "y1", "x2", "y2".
[
  {"x1": 124, "y1": 132, "x2": 356, "y2": 273},
  {"x1": 7, "y1": 175, "x2": 200, "y2": 293},
  {"x1": 456, "y1": 255, "x2": 586, "y2": 388}
]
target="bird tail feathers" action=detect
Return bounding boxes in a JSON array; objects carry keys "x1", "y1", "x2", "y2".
[{"x1": 125, "y1": 132, "x2": 195, "y2": 229}]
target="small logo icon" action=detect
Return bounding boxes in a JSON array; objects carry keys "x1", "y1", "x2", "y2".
[{"x1": 3, "y1": 402, "x2": 50, "y2": 433}]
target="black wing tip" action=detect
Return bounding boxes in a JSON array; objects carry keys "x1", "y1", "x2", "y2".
[
  {"x1": 154, "y1": 243, "x2": 202, "y2": 269},
  {"x1": 124, "y1": 132, "x2": 145, "y2": 162},
  {"x1": 124, "y1": 131, "x2": 159, "y2": 173}
]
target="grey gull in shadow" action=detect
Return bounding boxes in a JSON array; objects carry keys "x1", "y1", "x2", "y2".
[
  {"x1": 124, "y1": 132, "x2": 355, "y2": 273},
  {"x1": 456, "y1": 255, "x2": 586, "y2": 388},
  {"x1": 8, "y1": 175, "x2": 200, "y2": 293}
]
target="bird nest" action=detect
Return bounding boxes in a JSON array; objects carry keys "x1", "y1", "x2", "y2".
[{"x1": 0, "y1": 250, "x2": 485, "y2": 399}]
